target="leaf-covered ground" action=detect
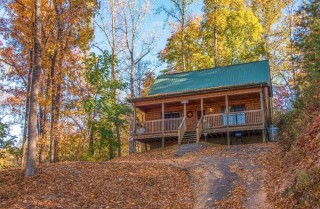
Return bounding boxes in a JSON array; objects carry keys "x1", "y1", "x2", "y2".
[
  {"x1": 0, "y1": 142, "x2": 278, "y2": 209},
  {"x1": 265, "y1": 112, "x2": 320, "y2": 209},
  {"x1": 0, "y1": 162, "x2": 194, "y2": 208}
]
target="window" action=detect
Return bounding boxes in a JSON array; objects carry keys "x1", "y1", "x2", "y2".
[
  {"x1": 231, "y1": 105, "x2": 245, "y2": 112},
  {"x1": 221, "y1": 105, "x2": 245, "y2": 113},
  {"x1": 221, "y1": 105, "x2": 246, "y2": 126},
  {"x1": 163, "y1": 112, "x2": 181, "y2": 119}
]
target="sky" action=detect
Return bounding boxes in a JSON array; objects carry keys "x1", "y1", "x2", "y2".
[
  {"x1": 142, "y1": 0, "x2": 204, "y2": 60},
  {"x1": 93, "y1": 0, "x2": 204, "y2": 73}
]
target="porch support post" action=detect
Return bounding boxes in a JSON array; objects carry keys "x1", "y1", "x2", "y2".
[
  {"x1": 260, "y1": 89, "x2": 266, "y2": 143},
  {"x1": 133, "y1": 139, "x2": 136, "y2": 153},
  {"x1": 201, "y1": 98, "x2": 204, "y2": 117},
  {"x1": 133, "y1": 106, "x2": 136, "y2": 135},
  {"x1": 130, "y1": 105, "x2": 137, "y2": 154},
  {"x1": 225, "y1": 95, "x2": 230, "y2": 146},
  {"x1": 183, "y1": 103, "x2": 187, "y2": 118},
  {"x1": 162, "y1": 102, "x2": 165, "y2": 148}
]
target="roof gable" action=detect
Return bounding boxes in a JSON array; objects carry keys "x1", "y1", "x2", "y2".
[{"x1": 149, "y1": 60, "x2": 271, "y2": 96}]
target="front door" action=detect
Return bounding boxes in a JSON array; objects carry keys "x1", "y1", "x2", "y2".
[{"x1": 185, "y1": 109, "x2": 197, "y2": 131}]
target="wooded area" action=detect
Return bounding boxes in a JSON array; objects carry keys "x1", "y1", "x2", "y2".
[{"x1": 0, "y1": 1, "x2": 319, "y2": 204}]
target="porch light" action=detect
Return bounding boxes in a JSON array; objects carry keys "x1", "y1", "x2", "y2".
[{"x1": 209, "y1": 105, "x2": 213, "y2": 113}]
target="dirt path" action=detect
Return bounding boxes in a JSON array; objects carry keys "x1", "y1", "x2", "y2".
[
  {"x1": 171, "y1": 144, "x2": 274, "y2": 209},
  {"x1": 113, "y1": 143, "x2": 274, "y2": 208}
]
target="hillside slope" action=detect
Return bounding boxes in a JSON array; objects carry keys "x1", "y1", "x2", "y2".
[
  {"x1": 1, "y1": 143, "x2": 277, "y2": 209},
  {"x1": 266, "y1": 111, "x2": 320, "y2": 208},
  {"x1": 0, "y1": 160, "x2": 194, "y2": 208}
]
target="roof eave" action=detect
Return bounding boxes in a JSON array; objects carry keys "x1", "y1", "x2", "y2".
[{"x1": 127, "y1": 82, "x2": 270, "y2": 103}]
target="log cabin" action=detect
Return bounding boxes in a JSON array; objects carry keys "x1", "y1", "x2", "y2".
[{"x1": 128, "y1": 60, "x2": 272, "y2": 150}]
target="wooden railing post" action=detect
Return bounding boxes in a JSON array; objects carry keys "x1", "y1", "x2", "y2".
[
  {"x1": 161, "y1": 102, "x2": 165, "y2": 148},
  {"x1": 133, "y1": 106, "x2": 136, "y2": 135},
  {"x1": 260, "y1": 89, "x2": 266, "y2": 142},
  {"x1": 196, "y1": 115, "x2": 203, "y2": 143},
  {"x1": 225, "y1": 95, "x2": 230, "y2": 145},
  {"x1": 201, "y1": 98, "x2": 204, "y2": 117},
  {"x1": 178, "y1": 117, "x2": 186, "y2": 145}
]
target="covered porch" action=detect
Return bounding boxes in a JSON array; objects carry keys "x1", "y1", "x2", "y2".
[{"x1": 131, "y1": 87, "x2": 270, "y2": 148}]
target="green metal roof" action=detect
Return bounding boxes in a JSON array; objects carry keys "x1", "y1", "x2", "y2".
[{"x1": 148, "y1": 60, "x2": 271, "y2": 96}]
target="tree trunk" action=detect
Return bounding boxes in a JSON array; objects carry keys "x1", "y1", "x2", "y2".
[
  {"x1": 289, "y1": 5, "x2": 296, "y2": 93},
  {"x1": 181, "y1": 1, "x2": 186, "y2": 71},
  {"x1": 110, "y1": 0, "x2": 122, "y2": 158},
  {"x1": 21, "y1": 50, "x2": 33, "y2": 168},
  {"x1": 39, "y1": 75, "x2": 51, "y2": 163},
  {"x1": 116, "y1": 121, "x2": 121, "y2": 157},
  {"x1": 88, "y1": 121, "x2": 94, "y2": 156},
  {"x1": 109, "y1": 138, "x2": 114, "y2": 159},
  {"x1": 49, "y1": 50, "x2": 58, "y2": 163},
  {"x1": 213, "y1": 5, "x2": 218, "y2": 67},
  {"x1": 49, "y1": 0, "x2": 64, "y2": 163},
  {"x1": 213, "y1": 25, "x2": 217, "y2": 67},
  {"x1": 38, "y1": 105, "x2": 45, "y2": 163},
  {"x1": 25, "y1": 0, "x2": 41, "y2": 177},
  {"x1": 53, "y1": 81, "x2": 61, "y2": 162},
  {"x1": 130, "y1": 52, "x2": 135, "y2": 98}
]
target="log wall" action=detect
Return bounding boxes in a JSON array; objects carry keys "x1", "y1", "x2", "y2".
[{"x1": 144, "y1": 97, "x2": 261, "y2": 131}]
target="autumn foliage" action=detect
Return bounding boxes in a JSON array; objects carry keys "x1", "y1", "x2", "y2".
[{"x1": 265, "y1": 108, "x2": 320, "y2": 208}]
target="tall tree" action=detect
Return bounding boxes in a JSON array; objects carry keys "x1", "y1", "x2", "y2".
[
  {"x1": 119, "y1": 0, "x2": 154, "y2": 98},
  {"x1": 21, "y1": 50, "x2": 32, "y2": 167},
  {"x1": 294, "y1": 0, "x2": 320, "y2": 105},
  {"x1": 84, "y1": 52, "x2": 130, "y2": 159},
  {"x1": 95, "y1": 0, "x2": 124, "y2": 157},
  {"x1": 95, "y1": 0, "x2": 121, "y2": 157},
  {"x1": 161, "y1": 0, "x2": 264, "y2": 72},
  {"x1": 160, "y1": 16, "x2": 212, "y2": 71},
  {"x1": 158, "y1": 0, "x2": 195, "y2": 71},
  {"x1": 25, "y1": 0, "x2": 42, "y2": 177},
  {"x1": 203, "y1": 0, "x2": 264, "y2": 65}
]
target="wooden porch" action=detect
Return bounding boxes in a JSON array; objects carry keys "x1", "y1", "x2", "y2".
[
  {"x1": 133, "y1": 109, "x2": 265, "y2": 142},
  {"x1": 131, "y1": 87, "x2": 270, "y2": 147}
]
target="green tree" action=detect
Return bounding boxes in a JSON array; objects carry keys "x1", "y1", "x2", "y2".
[
  {"x1": 0, "y1": 120, "x2": 18, "y2": 169},
  {"x1": 161, "y1": 0, "x2": 265, "y2": 72},
  {"x1": 84, "y1": 52, "x2": 131, "y2": 159},
  {"x1": 158, "y1": 0, "x2": 196, "y2": 71},
  {"x1": 160, "y1": 16, "x2": 213, "y2": 72},
  {"x1": 294, "y1": 0, "x2": 320, "y2": 106},
  {"x1": 203, "y1": 0, "x2": 264, "y2": 66}
]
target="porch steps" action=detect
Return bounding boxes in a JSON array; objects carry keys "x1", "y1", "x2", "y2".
[{"x1": 181, "y1": 131, "x2": 197, "y2": 144}]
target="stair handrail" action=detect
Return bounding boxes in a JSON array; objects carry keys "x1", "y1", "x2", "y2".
[
  {"x1": 178, "y1": 117, "x2": 186, "y2": 144},
  {"x1": 196, "y1": 115, "x2": 204, "y2": 143}
]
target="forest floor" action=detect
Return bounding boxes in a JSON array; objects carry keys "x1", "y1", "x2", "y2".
[{"x1": 0, "y1": 143, "x2": 276, "y2": 209}]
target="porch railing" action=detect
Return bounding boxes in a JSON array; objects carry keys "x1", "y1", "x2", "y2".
[
  {"x1": 196, "y1": 115, "x2": 203, "y2": 143},
  {"x1": 135, "y1": 117, "x2": 183, "y2": 135},
  {"x1": 203, "y1": 110, "x2": 263, "y2": 130},
  {"x1": 178, "y1": 117, "x2": 186, "y2": 144}
]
